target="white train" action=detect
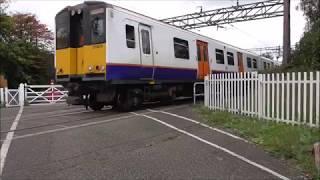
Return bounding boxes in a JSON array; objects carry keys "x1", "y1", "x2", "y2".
[{"x1": 55, "y1": 1, "x2": 278, "y2": 110}]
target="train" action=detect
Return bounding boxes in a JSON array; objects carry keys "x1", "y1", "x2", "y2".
[{"x1": 55, "y1": 1, "x2": 278, "y2": 111}]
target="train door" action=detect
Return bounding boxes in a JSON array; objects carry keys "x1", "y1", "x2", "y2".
[
  {"x1": 70, "y1": 11, "x2": 84, "y2": 75},
  {"x1": 197, "y1": 40, "x2": 210, "y2": 80},
  {"x1": 237, "y1": 52, "x2": 244, "y2": 72},
  {"x1": 138, "y1": 24, "x2": 154, "y2": 79}
]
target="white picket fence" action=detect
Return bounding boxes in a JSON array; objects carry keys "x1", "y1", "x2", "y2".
[
  {"x1": 0, "y1": 84, "x2": 68, "y2": 107},
  {"x1": 204, "y1": 71, "x2": 320, "y2": 128}
]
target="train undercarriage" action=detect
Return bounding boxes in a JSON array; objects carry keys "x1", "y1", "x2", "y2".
[{"x1": 64, "y1": 81, "x2": 194, "y2": 111}]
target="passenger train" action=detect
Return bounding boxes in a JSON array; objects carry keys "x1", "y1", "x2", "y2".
[{"x1": 55, "y1": 1, "x2": 278, "y2": 110}]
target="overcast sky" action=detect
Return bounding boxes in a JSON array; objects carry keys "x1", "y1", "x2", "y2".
[{"x1": 8, "y1": 0, "x2": 306, "y2": 53}]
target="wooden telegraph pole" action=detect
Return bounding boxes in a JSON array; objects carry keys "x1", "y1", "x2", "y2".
[{"x1": 283, "y1": 0, "x2": 291, "y2": 64}]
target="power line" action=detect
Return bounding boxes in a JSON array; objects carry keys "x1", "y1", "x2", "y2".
[{"x1": 161, "y1": 0, "x2": 284, "y2": 30}]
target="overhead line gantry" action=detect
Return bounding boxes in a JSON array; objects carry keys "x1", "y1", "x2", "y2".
[{"x1": 161, "y1": 0, "x2": 284, "y2": 30}]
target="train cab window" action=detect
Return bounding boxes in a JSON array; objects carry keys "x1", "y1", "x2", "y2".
[
  {"x1": 141, "y1": 29, "x2": 150, "y2": 54},
  {"x1": 252, "y1": 59, "x2": 257, "y2": 68},
  {"x1": 173, "y1": 38, "x2": 189, "y2": 59},
  {"x1": 126, "y1": 25, "x2": 135, "y2": 48},
  {"x1": 247, "y1": 57, "x2": 252, "y2": 68},
  {"x1": 227, "y1": 52, "x2": 234, "y2": 65},
  {"x1": 56, "y1": 11, "x2": 70, "y2": 49},
  {"x1": 215, "y1": 49, "x2": 224, "y2": 64},
  {"x1": 267, "y1": 63, "x2": 271, "y2": 69},
  {"x1": 90, "y1": 9, "x2": 105, "y2": 44}
]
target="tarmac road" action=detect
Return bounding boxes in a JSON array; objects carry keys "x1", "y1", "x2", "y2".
[{"x1": 0, "y1": 102, "x2": 302, "y2": 180}]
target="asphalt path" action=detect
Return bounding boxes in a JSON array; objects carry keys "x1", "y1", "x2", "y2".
[{"x1": 0, "y1": 102, "x2": 302, "y2": 180}]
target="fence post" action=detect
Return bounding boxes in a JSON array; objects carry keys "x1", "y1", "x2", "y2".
[
  {"x1": 193, "y1": 83, "x2": 196, "y2": 105},
  {"x1": 0, "y1": 88, "x2": 4, "y2": 106},
  {"x1": 309, "y1": 71, "x2": 314, "y2": 126},
  {"x1": 205, "y1": 76, "x2": 209, "y2": 107},
  {"x1": 4, "y1": 87, "x2": 8, "y2": 107},
  {"x1": 24, "y1": 83, "x2": 28, "y2": 103},
  {"x1": 19, "y1": 83, "x2": 25, "y2": 107},
  {"x1": 316, "y1": 71, "x2": 319, "y2": 127},
  {"x1": 276, "y1": 73, "x2": 280, "y2": 122}
]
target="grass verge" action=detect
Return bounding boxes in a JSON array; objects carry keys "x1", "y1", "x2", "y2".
[{"x1": 194, "y1": 106, "x2": 320, "y2": 179}]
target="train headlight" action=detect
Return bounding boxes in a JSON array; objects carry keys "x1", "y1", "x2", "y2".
[
  {"x1": 88, "y1": 65, "x2": 93, "y2": 72},
  {"x1": 71, "y1": 10, "x2": 76, "y2": 16},
  {"x1": 77, "y1": 9, "x2": 82, "y2": 14},
  {"x1": 100, "y1": 66, "x2": 105, "y2": 71}
]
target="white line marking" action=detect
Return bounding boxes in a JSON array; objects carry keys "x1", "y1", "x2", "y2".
[
  {"x1": 55, "y1": 124, "x2": 69, "y2": 128},
  {"x1": 9, "y1": 114, "x2": 136, "y2": 141},
  {"x1": 147, "y1": 109, "x2": 249, "y2": 143},
  {"x1": 1, "y1": 107, "x2": 84, "y2": 121},
  {"x1": 0, "y1": 105, "x2": 24, "y2": 175},
  {"x1": 131, "y1": 112, "x2": 289, "y2": 180}
]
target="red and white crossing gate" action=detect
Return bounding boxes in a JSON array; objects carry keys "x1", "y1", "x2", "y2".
[
  {"x1": 0, "y1": 84, "x2": 68, "y2": 107},
  {"x1": 25, "y1": 84, "x2": 68, "y2": 104}
]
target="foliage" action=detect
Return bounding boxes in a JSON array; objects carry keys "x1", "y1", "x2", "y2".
[
  {"x1": 0, "y1": 1, "x2": 54, "y2": 88},
  {"x1": 287, "y1": 0, "x2": 320, "y2": 70},
  {"x1": 12, "y1": 13, "x2": 53, "y2": 49},
  {"x1": 290, "y1": 20, "x2": 320, "y2": 70},
  {"x1": 300, "y1": 0, "x2": 320, "y2": 28},
  {"x1": 194, "y1": 106, "x2": 320, "y2": 179}
]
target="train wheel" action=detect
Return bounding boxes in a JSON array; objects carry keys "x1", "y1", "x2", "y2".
[
  {"x1": 88, "y1": 94, "x2": 104, "y2": 111},
  {"x1": 116, "y1": 91, "x2": 132, "y2": 111},
  {"x1": 116, "y1": 89, "x2": 142, "y2": 111},
  {"x1": 89, "y1": 103, "x2": 104, "y2": 111},
  {"x1": 160, "y1": 89, "x2": 176, "y2": 105}
]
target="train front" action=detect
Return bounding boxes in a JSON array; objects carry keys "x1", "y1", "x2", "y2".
[{"x1": 55, "y1": 2, "x2": 108, "y2": 105}]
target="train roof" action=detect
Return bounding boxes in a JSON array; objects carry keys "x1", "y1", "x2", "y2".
[{"x1": 59, "y1": 1, "x2": 277, "y2": 63}]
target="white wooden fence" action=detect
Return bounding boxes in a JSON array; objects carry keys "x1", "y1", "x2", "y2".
[
  {"x1": 0, "y1": 84, "x2": 68, "y2": 107},
  {"x1": 0, "y1": 84, "x2": 25, "y2": 107},
  {"x1": 204, "y1": 71, "x2": 320, "y2": 128}
]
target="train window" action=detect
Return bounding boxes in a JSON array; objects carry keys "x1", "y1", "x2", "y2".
[
  {"x1": 267, "y1": 63, "x2": 271, "y2": 68},
  {"x1": 141, "y1": 29, "x2": 150, "y2": 54},
  {"x1": 126, "y1": 25, "x2": 135, "y2": 48},
  {"x1": 90, "y1": 10, "x2": 105, "y2": 44},
  {"x1": 227, "y1": 52, "x2": 234, "y2": 65},
  {"x1": 253, "y1": 59, "x2": 257, "y2": 68},
  {"x1": 197, "y1": 46, "x2": 201, "y2": 61},
  {"x1": 263, "y1": 62, "x2": 267, "y2": 69},
  {"x1": 247, "y1": 57, "x2": 252, "y2": 68},
  {"x1": 204, "y1": 48, "x2": 208, "y2": 61},
  {"x1": 173, "y1": 38, "x2": 189, "y2": 59},
  {"x1": 56, "y1": 11, "x2": 70, "y2": 49},
  {"x1": 215, "y1": 49, "x2": 224, "y2": 64}
]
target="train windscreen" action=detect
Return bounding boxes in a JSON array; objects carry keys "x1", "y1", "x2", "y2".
[
  {"x1": 56, "y1": 11, "x2": 70, "y2": 49},
  {"x1": 89, "y1": 8, "x2": 106, "y2": 45}
]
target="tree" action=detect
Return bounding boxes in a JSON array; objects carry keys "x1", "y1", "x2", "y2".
[
  {"x1": 287, "y1": 0, "x2": 320, "y2": 70},
  {"x1": 0, "y1": 1, "x2": 54, "y2": 88},
  {"x1": 12, "y1": 13, "x2": 53, "y2": 49},
  {"x1": 300, "y1": 0, "x2": 320, "y2": 28}
]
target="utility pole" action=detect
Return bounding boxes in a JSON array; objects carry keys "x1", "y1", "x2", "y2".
[{"x1": 283, "y1": 0, "x2": 291, "y2": 64}]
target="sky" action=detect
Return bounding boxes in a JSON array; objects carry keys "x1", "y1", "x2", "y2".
[{"x1": 7, "y1": 0, "x2": 306, "y2": 56}]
